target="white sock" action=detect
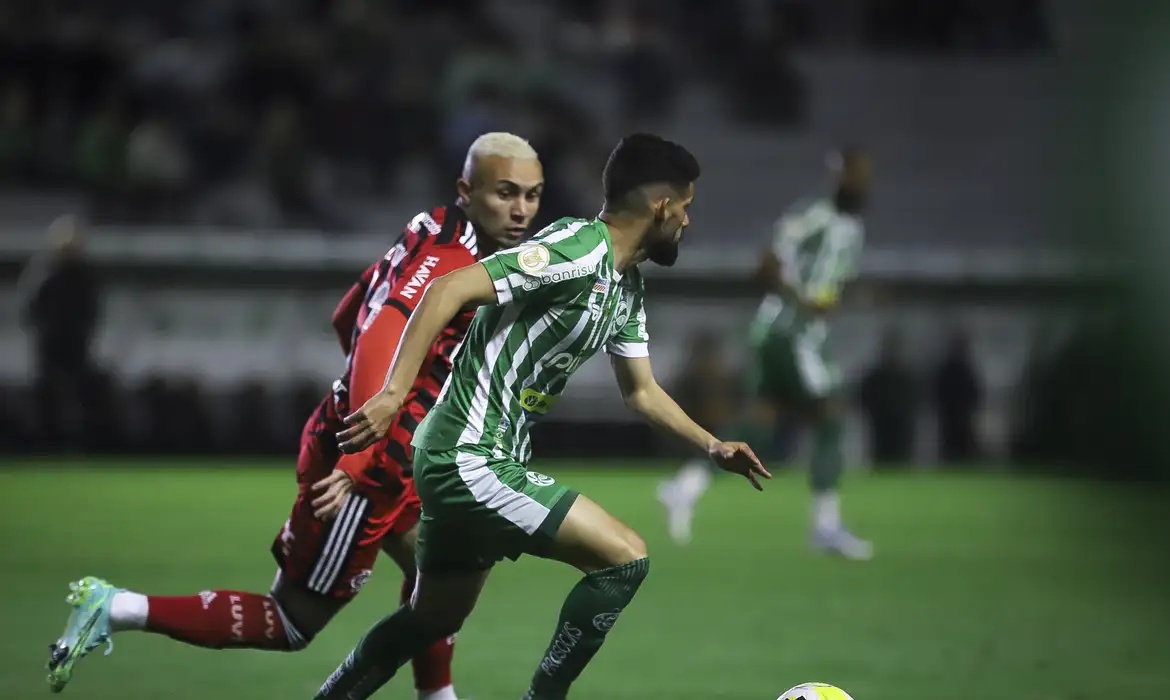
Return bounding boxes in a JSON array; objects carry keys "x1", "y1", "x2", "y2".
[
  {"x1": 109, "y1": 591, "x2": 149, "y2": 632},
  {"x1": 676, "y1": 459, "x2": 713, "y2": 504},
  {"x1": 418, "y1": 685, "x2": 458, "y2": 700},
  {"x1": 812, "y1": 491, "x2": 841, "y2": 533}
]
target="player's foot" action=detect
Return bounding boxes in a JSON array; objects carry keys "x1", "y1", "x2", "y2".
[
  {"x1": 46, "y1": 576, "x2": 117, "y2": 693},
  {"x1": 810, "y1": 528, "x2": 873, "y2": 561},
  {"x1": 656, "y1": 480, "x2": 695, "y2": 546}
]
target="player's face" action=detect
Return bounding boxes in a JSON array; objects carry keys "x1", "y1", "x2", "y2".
[
  {"x1": 647, "y1": 183, "x2": 694, "y2": 267},
  {"x1": 461, "y1": 156, "x2": 544, "y2": 250}
]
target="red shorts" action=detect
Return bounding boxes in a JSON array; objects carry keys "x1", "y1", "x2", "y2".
[{"x1": 271, "y1": 396, "x2": 421, "y2": 598}]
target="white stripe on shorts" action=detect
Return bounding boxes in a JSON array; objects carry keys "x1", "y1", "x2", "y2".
[
  {"x1": 795, "y1": 340, "x2": 834, "y2": 398},
  {"x1": 307, "y1": 493, "x2": 369, "y2": 594},
  {"x1": 456, "y1": 452, "x2": 550, "y2": 535}
]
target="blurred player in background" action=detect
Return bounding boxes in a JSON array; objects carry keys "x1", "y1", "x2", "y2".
[
  {"x1": 18, "y1": 214, "x2": 102, "y2": 449},
  {"x1": 46, "y1": 133, "x2": 545, "y2": 700},
  {"x1": 659, "y1": 146, "x2": 874, "y2": 560},
  {"x1": 311, "y1": 134, "x2": 769, "y2": 700}
]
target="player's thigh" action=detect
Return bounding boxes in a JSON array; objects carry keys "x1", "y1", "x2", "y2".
[
  {"x1": 381, "y1": 524, "x2": 419, "y2": 575},
  {"x1": 380, "y1": 483, "x2": 423, "y2": 577},
  {"x1": 542, "y1": 493, "x2": 648, "y2": 574},
  {"x1": 296, "y1": 395, "x2": 343, "y2": 483},
  {"x1": 271, "y1": 487, "x2": 390, "y2": 607},
  {"x1": 412, "y1": 447, "x2": 578, "y2": 572}
]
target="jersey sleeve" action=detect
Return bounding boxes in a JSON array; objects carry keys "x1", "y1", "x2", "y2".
[
  {"x1": 332, "y1": 262, "x2": 378, "y2": 354},
  {"x1": 347, "y1": 243, "x2": 476, "y2": 408},
  {"x1": 606, "y1": 277, "x2": 650, "y2": 358},
  {"x1": 337, "y1": 244, "x2": 475, "y2": 485},
  {"x1": 480, "y1": 235, "x2": 604, "y2": 306}
]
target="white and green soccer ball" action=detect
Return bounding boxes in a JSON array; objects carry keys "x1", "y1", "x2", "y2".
[{"x1": 778, "y1": 682, "x2": 855, "y2": 700}]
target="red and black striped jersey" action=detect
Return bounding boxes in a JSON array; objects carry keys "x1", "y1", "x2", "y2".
[{"x1": 330, "y1": 205, "x2": 482, "y2": 468}]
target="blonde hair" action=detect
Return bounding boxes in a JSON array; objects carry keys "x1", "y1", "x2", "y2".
[{"x1": 462, "y1": 132, "x2": 539, "y2": 179}]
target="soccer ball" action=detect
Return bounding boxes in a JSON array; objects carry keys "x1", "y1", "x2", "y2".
[{"x1": 778, "y1": 682, "x2": 855, "y2": 700}]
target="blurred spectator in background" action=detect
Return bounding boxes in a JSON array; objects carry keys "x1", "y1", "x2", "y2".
[
  {"x1": 0, "y1": 82, "x2": 35, "y2": 182},
  {"x1": 933, "y1": 327, "x2": 983, "y2": 464},
  {"x1": 258, "y1": 100, "x2": 314, "y2": 222},
  {"x1": 858, "y1": 326, "x2": 919, "y2": 466},
  {"x1": 17, "y1": 215, "x2": 103, "y2": 449},
  {"x1": 864, "y1": 0, "x2": 1050, "y2": 53},
  {"x1": 76, "y1": 94, "x2": 131, "y2": 221},
  {"x1": 605, "y1": 1, "x2": 677, "y2": 133},
  {"x1": 656, "y1": 329, "x2": 739, "y2": 506},
  {"x1": 671, "y1": 330, "x2": 738, "y2": 442},
  {"x1": 724, "y1": 3, "x2": 807, "y2": 128},
  {"x1": 126, "y1": 112, "x2": 193, "y2": 222},
  {"x1": 255, "y1": 98, "x2": 350, "y2": 229}
]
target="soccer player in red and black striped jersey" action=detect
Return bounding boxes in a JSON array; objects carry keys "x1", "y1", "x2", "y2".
[{"x1": 46, "y1": 134, "x2": 544, "y2": 700}]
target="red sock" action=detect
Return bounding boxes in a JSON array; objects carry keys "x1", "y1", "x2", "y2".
[
  {"x1": 403, "y1": 578, "x2": 456, "y2": 691},
  {"x1": 146, "y1": 591, "x2": 295, "y2": 651}
]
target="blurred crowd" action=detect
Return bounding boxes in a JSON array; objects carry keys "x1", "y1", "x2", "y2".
[
  {"x1": 2, "y1": 217, "x2": 1059, "y2": 468},
  {"x1": 0, "y1": 0, "x2": 1058, "y2": 463},
  {"x1": 0, "y1": 0, "x2": 1049, "y2": 229}
]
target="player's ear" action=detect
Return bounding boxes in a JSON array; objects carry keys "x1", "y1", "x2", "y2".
[
  {"x1": 456, "y1": 178, "x2": 472, "y2": 207},
  {"x1": 653, "y1": 196, "x2": 670, "y2": 222}
]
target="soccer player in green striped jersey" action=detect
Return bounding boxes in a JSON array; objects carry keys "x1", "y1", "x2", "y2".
[
  {"x1": 312, "y1": 134, "x2": 770, "y2": 700},
  {"x1": 660, "y1": 147, "x2": 875, "y2": 560}
]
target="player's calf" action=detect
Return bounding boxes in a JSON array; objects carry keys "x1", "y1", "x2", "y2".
[
  {"x1": 525, "y1": 496, "x2": 652, "y2": 699},
  {"x1": 44, "y1": 577, "x2": 318, "y2": 693},
  {"x1": 315, "y1": 569, "x2": 488, "y2": 700},
  {"x1": 110, "y1": 579, "x2": 325, "y2": 651},
  {"x1": 383, "y1": 528, "x2": 459, "y2": 698}
]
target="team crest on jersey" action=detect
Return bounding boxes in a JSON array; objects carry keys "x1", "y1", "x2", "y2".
[
  {"x1": 517, "y1": 244, "x2": 551, "y2": 274},
  {"x1": 592, "y1": 608, "x2": 622, "y2": 632},
  {"x1": 614, "y1": 293, "x2": 631, "y2": 330},
  {"x1": 526, "y1": 471, "x2": 555, "y2": 487},
  {"x1": 350, "y1": 569, "x2": 372, "y2": 593}
]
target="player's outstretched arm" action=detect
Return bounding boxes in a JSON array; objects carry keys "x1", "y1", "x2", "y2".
[
  {"x1": 331, "y1": 263, "x2": 377, "y2": 354},
  {"x1": 610, "y1": 354, "x2": 772, "y2": 490},
  {"x1": 336, "y1": 263, "x2": 497, "y2": 453}
]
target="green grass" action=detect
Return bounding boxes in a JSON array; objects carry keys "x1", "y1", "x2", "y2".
[{"x1": 1, "y1": 459, "x2": 1167, "y2": 699}]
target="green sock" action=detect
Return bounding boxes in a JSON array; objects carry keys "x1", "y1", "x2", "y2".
[
  {"x1": 809, "y1": 415, "x2": 844, "y2": 493},
  {"x1": 314, "y1": 605, "x2": 432, "y2": 700},
  {"x1": 524, "y1": 558, "x2": 651, "y2": 700}
]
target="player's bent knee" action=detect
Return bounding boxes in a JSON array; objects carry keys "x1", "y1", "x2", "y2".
[
  {"x1": 270, "y1": 576, "x2": 347, "y2": 648},
  {"x1": 554, "y1": 495, "x2": 650, "y2": 572},
  {"x1": 615, "y1": 528, "x2": 649, "y2": 566}
]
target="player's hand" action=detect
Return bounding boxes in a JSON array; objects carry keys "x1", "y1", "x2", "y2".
[
  {"x1": 708, "y1": 441, "x2": 771, "y2": 491},
  {"x1": 336, "y1": 391, "x2": 404, "y2": 453},
  {"x1": 311, "y1": 470, "x2": 353, "y2": 520}
]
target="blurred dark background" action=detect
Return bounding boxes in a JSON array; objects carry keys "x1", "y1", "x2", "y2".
[{"x1": 0, "y1": 0, "x2": 1158, "y2": 481}]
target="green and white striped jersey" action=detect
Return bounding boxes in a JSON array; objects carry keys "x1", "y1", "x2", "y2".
[
  {"x1": 750, "y1": 197, "x2": 864, "y2": 344},
  {"x1": 412, "y1": 217, "x2": 649, "y2": 462}
]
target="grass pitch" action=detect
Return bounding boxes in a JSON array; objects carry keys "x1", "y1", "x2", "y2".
[{"x1": 1, "y1": 459, "x2": 1166, "y2": 699}]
